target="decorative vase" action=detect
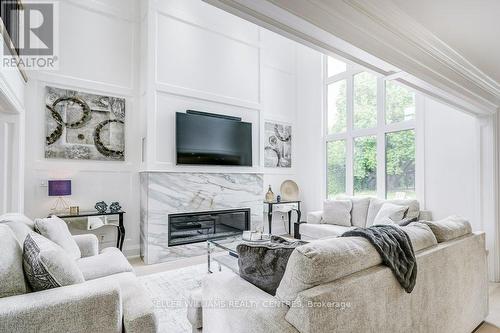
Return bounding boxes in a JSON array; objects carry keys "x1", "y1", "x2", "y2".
[
  {"x1": 109, "y1": 202, "x2": 121, "y2": 213},
  {"x1": 265, "y1": 185, "x2": 275, "y2": 202},
  {"x1": 95, "y1": 201, "x2": 108, "y2": 214},
  {"x1": 276, "y1": 195, "x2": 281, "y2": 203}
]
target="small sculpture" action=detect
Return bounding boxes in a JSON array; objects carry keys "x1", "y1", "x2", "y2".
[
  {"x1": 265, "y1": 185, "x2": 275, "y2": 202},
  {"x1": 95, "y1": 201, "x2": 108, "y2": 213},
  {"x1": 109, "y1": 202, "x2": 122, "y2": 213},
  {"x1": 276, "y1": 195, "x2": 281, "y2": 203}
]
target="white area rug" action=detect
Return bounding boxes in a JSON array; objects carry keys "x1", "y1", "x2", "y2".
[{"x1": 139, "y1": 264, "x2": 209, "y2": 333}]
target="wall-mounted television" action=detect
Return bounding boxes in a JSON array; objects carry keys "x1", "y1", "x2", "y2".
[{"x1": 176, "y1": 111, "x2": 252, "y2": 166}]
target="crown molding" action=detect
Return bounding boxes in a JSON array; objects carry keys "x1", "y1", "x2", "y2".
[
  {"x1": 204, "y1": 0, "x2": 500, "y2": 116},
  {"x1": 341, "y1": 0, "x2": 500, "y2": 110}
]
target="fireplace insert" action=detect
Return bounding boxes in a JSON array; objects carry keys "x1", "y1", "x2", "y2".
[{"x1": 168, "y1": 208, "x2": 250, "y2": 246}]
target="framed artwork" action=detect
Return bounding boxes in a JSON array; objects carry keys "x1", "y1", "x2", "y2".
[
  {"x1": 45, "y1": 86, "x2": 125, "y2": 161},
  {"x1": 264, "y1": 121, "x2": 292, "y2": 168}
]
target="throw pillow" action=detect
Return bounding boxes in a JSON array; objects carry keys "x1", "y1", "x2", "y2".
[
  {"x1": 34, "y1": 216, "x2": 81, "y2": 260},
  {"x1": 237, "y1": 236, "x2": 307, "y2": 295},
  {"x1": 323, "y1": 200, "x2": 352, "y2": 226},
  {"x1": 23, "y1": 233, "x2": 85, "y2": 292},
  {"x1": 0, "y1": 225, "x2": 27, "y2": 298},
  {"x1": 366, "y1": 198, "x2": 420, "y2": 226},
  {"x1": 397, "y1": 216, "x2": 418, "y2": 227},
  {"x1": 372, "y1": 203, "x2": 409, "y2": 225},
  {"x1": 421, "y1": 216, "x2": 472, "y2": 242}
]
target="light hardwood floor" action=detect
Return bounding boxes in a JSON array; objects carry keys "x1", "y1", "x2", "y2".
[{"x1": 130, "y1": 256, "x2": 500, "y2": 332}]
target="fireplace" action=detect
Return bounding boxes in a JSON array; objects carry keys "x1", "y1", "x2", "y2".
[{"x1": 168, "y1": 208, "x2": 250, "y2": 246}]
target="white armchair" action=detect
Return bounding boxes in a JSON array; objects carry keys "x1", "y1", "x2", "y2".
[{"x1": 0, "y1": 213, "x2": 158, "y2": 333}]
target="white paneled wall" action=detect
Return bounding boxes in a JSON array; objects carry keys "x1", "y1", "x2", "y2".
[
  {"x1": 156, "y1": 13, "x2": 260, "y2": 104},
  {"x1": 139, "y1": 0, "x2": 309, "y2": 236},
  {"x1": 0, "y1": 116, "x2": 22, "y2": 214},
  {"x1": 0, "y1": 12, "x2": 27, "y2": 214},
  {"x1": 23, "y1": 0, "x2": 141, "y2": 255},
  {"x1": 422, "y1": 99, "x2": 479, "y2": 225},
  {"x1": 20, "y1": 0, "x2": 318, "y2": 255}
]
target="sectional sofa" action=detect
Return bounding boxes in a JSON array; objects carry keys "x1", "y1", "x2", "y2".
[{"x1": 194, "y1": 216, "x2": 488, "y2": 333}]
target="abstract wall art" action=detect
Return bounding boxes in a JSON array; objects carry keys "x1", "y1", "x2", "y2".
[
  {"x1": 45, "y1": 86, "x2": 125, "y2": 161},
  {"x1": 264, "y1": 121, "x2": 292, "y2": 168}
]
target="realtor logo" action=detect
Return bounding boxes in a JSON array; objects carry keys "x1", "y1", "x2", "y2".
[{"x1": 1, "y1": 1, "x2": 59, "y2": 70}]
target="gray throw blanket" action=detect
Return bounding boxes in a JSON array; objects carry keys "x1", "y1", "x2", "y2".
[{"x1": 341, "y1": 225, "x2": 417, "y2": 293}]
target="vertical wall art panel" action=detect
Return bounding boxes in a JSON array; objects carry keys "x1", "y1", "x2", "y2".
[
  {"x1": 264, "y1": 121, "x2": 292, "y2": 168},
  {"x1": 45, "y1": 86, "x2": 126, "y2": 161}
]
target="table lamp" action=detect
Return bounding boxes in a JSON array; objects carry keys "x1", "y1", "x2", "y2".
[{"x1": 48, "y1": 180, "x2": 71, "y2": 213}]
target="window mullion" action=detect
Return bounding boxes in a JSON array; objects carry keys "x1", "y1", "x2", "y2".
[
  {"x1": 346, "y1": 75, "x2": 354, "y2": 195},
  {"x1": 415, "y1": 94, "x2": 425, "y2": 205},
  {"x1": 376, "y1": 77, "x2": 386, "y2": 198}
]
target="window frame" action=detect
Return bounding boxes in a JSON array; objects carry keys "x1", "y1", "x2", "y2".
[{"x1": 324, "y1": 55, "x2": 422, "y2": 199}]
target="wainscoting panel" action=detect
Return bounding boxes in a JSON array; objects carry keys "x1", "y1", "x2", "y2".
[{"x1": 156, "y1": 12, "x2": 260, "y2": 104}]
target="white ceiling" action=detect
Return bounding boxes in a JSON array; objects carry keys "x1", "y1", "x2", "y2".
[{"x1": 391, "y1": 0, "x2": 500, "y2": 84}]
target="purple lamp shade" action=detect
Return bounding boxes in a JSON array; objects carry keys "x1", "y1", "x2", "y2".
[{"x1": 48, "y1": 180, "x2": 72, "y2": 197}]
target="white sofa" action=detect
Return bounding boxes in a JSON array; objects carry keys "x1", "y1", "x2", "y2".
[
  {"x1": 0, "y1": 213, "x2": 158, "y2": 333},
  {"x1": 195, "y1": 218, "x2": 488, "y2": 333},
  {"x1": 297, "y1": 197, "x2": 432, "y2": 240}
]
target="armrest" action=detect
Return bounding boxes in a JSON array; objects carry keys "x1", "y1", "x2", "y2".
[
  {"x1": 307, "y1": 211, "x2": 323, "y2": 224},
  {"x1": 73, "y1": 234, "x2": 99, "y2": 257},
  {"x1": 0, "y1": 279, "x2": 122, "y2": 333},
  {"x1": 202, "y1": 271, "x2": 298, "y2": 333}
]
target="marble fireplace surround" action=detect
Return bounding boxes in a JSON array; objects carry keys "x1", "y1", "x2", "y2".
[{"x1": 140, "y1": 172, "x2": 263, "y2": 264}]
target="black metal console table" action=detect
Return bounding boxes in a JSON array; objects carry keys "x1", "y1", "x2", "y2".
[
  {"x1": 263, "y1": 201, "x2": 301, "y2": 235},
  {"x1": 56, "y1": 211, "x2": 126, "y2": 251}
]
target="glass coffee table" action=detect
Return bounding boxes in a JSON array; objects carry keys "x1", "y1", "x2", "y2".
[
  {"x1": 207, "y1": 235, "x2": 273, "y2": 273},
  {"x1": 207, "y1": 236, "x2": 243, "y2": 273}
]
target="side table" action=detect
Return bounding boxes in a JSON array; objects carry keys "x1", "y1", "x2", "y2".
[
  {"x1": 263, "y1": 201, "x2": 301, "y2": 235},
  {"x1": 55, "y1": 211, "x2": 126, "y2": 251}
]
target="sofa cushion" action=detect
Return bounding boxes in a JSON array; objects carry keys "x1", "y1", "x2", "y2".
[
  {"x1": 35, "y1": 216, "x2": 81, "y2": 260},
  {"x1": 76, "y1": 247, "x2": 133, "y2": 280},
  {"x1": 300, "y1": 223, "x2": 355, "y2": 239},
  {"x1": 323, "y1": 200, "x2": 352, "y2": 226},
  {"x1": 236, "y1": 236, "x2": 307, "y2": 295},
  {"x1": 0, "y1": 213, "x2": 34, "y2": 246},
  {"x1": 23, "y1": 233, "x2": 85, "y2": 291},
  {"x1": 0, "y1": 225, "x2": 27, "y2": 298},
  {"x1": 366, "y1": 198, "x2": 419, "y2": 227},
  {"x1": 349, "y1": 196, "x2": 371, "y2": 227},
  {"x1": 373, "y1": 203, "x2": 409, "y2": 225},
  {"x1": 2, "y1": 220, "x2": 33, "y2": 246},
  {"x1": 421, "y1": 216, "x2": 472, "y2": 242},
  {"x1": 276, "y1": 236, "x2": 382, "y2": 303},
  {"x1": 0, "y1": 213, "x2": 35, "y2": 229},
  {"x1": 337, "y1": 196, "x2": 371, "y2": 227},
  {"x1": 101, "y1": 272, "x2": 158, "y2": 333},
  {"x1": 403, "y1": 222, "x2": 438, "y2": 251}
]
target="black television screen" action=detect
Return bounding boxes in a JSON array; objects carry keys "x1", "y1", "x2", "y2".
[{"x1": 176, "y1": 112, "x2": 252, "y2": 166}]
